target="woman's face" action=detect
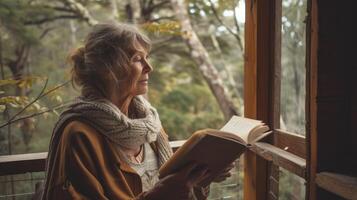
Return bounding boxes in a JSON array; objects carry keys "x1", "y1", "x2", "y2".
[{"x1": 128, "y1": 46, "x2": 153, "y2": 96}]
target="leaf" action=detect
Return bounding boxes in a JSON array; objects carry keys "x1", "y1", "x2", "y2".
[
  {"x1": 55, "y1": 95, "x2": 63, "y2": 103},
  {"x1": 42, "y1": 112, "x2": 50, "y2": 119},
  {"x1": 142, "y1": 21, "x2": 182, "y2": 36},
  {"x1": 0, "y1": 105, "x2": 6, "y2": 113},
  {"x1": 32, "y1": 102, "x2": 41, "y2": 111},
  {"x1": 17, "y1": 76, "x2": 44, "y2": 89},
  {"x1": 0, "y1": 79, "x2": 19, "y2": 87},
  {"x1": 0, "y1": 76, "x2": 44, "y2": 88}
]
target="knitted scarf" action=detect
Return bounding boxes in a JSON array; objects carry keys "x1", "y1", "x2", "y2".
[{"x1": 41, "y1": 95, "x2": 173, "y2": 199}]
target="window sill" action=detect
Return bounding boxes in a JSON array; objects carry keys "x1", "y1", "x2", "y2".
[
  {"x1": 316, "y1": 172, "x2": 357, "y2": 199},
  {"x1": 251, "y1": 142, "x2": 306, "y2": 179}
]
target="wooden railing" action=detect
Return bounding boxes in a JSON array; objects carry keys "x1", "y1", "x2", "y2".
[
  {"x1": 0, "y1": 141, "x2": 186, "y2": 176},
  {"x1": 0, "y1": 131, "x2": 309, "y2": 199},
  {"x1": 0, "y1": 131, "x2": 306, "y2": 179}
]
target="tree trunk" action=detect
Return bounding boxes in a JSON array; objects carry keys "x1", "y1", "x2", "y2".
[
  {"x1": 7, "y1": 44, "x2": 35, "y2": 148},
  {"x1": 126, "y1": 0, "x2": 142, "y2": 23},
  {"x1": 107, "y1": 0, "x2": 119, "y2": 21},
  {"x1": 69, "y1": 20, "x2": 77, "y2": 45},
  {"x1": 63, "y1": 0, "x2": 98, "y2": 25},
  {"x1": 170, "y1": 0, "x2": 239, "y2": 120}
]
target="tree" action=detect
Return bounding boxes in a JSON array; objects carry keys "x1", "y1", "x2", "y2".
[{"x1": 170, "y1": 0, "x2": 239, "y2": 120}]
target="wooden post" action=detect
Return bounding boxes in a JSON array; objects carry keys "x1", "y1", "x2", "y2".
[
  {"x1": 307, "y1": 0, "x2": 357, "y2": 199},
  {"x1": 306, "y1": 0, "x2": 318, "y2": 199},
  {"x1": 244, "y1": 0, "x2": 281, "y2": 199}
]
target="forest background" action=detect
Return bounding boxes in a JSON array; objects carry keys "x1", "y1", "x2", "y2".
[{"x1": 0, "y1": 0, "x2": 306, "y2": 199}]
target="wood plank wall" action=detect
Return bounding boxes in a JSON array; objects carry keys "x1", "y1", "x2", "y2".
[{"x1": 308, "y1": 0, "x2": 357, "y2": 199}]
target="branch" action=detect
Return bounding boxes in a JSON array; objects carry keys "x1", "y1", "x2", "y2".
[
  {"x1": 208, "y1": 0, "x2": 243, "y2": 51},
  {"x1": 150, "y1": 36, "x2": 177, "y2": 54},
  {"x1": 7, "y1": 78, "x2": 49, "y2": 123},
  {"x1": 24, "y1": 15, "x2": 80, "y2": 25},
  {"x1": 2, "y1": 80, "x2": 70, "y2": 128},
  {"x1": 148, "y1": 0, "x2": 169, "y2": 12},
  {"x1": 62, "y1": 0, "x2": 98, "y2": 26},
  {"x1": 233, "y1": 0, "x2": 243, "y2": 49},
  {"x1": 39, "y1": 27, "x2": 56, "y2": 39},
  {"x1": 0, "y1": 101, "x2": 71, "y2": 129},
  {"x1": 42, "y1": 5, "x2": 77, "y2": 13}
]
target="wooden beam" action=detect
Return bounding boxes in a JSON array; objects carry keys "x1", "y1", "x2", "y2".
[
  {"x1": 0, "y1": 152, "x2": 47, "y2": 175},
  {"x1": 244, "y1": 0, "x2": 281, "y2": 199},
  {"x1": 169, "y1": 140, "x2": 186, "y2": 152},
  {"x1": 275, "y1": 129, "x2": 306, "y2": 159},
  {"x1": 316, "y1": 172, "x2": 357, "y2": 200},
  {"x1": 243, "y1": 1, "x2": 267, "y2": 199},
  {"x1": 306, "y1": 0, "x2": 318, "y2": 199},
  {"x1": 0, "y1": 141, "x2": 185, "y2": 176},
  {"x1": 252, "y1": 142, "x2": 306, "y2": 179}
]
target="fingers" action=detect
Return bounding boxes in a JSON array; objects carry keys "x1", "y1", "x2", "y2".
[
  {"x1": 187, "y1": 165, "x2": 210, "y2": 185},
  {"x1": 178, "y1": 162, "x2": 199, "y2": 178},
  {"x1": 212, "y1": 167, "x2": 233, "y2": 183}
]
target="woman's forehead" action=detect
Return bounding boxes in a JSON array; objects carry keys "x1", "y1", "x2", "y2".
[
  {"x1": 132, "y1": 35, "x2": 150, "y2": 52},
  {"x1": 133, "y1": 43, "x2": 148, "y2": 55}
]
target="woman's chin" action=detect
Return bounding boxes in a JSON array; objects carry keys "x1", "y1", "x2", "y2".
[{"x1": 135, "y1": 88, "x2": 148, "y2": 96}]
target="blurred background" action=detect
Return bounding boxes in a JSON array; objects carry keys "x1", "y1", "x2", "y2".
[{"x1": 0, "y1": 0, "x2": 307, "y2": 199}]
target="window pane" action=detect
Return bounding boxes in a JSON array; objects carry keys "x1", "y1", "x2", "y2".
[
  {"x1": 209, "y1": 159, "x2": 243, "y2": 200},
  {"x1": 280, "y1": 0, "x2": 307, "y2": 135},
  {"x1": 279, "y1": 168, "x2": 305, "y2": 199}
]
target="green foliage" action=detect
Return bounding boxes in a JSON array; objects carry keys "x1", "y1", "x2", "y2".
[
  {"x1": 142, "y1": 21, "x2": 182, "y2": 36},
  {"x1": 0, "y1": 0, "x2": 52, "y2": 44}
]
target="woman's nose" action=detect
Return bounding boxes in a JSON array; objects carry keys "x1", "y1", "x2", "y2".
[{"x1": 143, "y1": 60, "x2": 153, "y2": 73}]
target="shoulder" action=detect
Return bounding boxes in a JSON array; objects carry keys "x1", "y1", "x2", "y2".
[{"x1": 60, "y1": 120, "x2": 106, "y2": 147}]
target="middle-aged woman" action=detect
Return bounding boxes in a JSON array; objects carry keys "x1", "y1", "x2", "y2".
[{"x1": 40, "y1": 23, "x2": 233, "y2": 200}]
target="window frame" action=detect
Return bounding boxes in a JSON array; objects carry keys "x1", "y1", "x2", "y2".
[{"x1": 243, "y1": 0, "x2": 309, "y2": 199}]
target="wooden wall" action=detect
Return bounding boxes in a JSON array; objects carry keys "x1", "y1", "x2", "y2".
[{"x1": 309, "y1": 0, "x2": 357, "y2": 199}]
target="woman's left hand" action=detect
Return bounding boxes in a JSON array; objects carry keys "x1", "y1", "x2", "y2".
[{"x1": 212, "y1": 162, "x2": 235, "y2": 183}]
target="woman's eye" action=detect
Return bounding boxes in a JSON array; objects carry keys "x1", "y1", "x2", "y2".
[{"x1": 132, "y1": 55, "x2": 142, "y2": 62}]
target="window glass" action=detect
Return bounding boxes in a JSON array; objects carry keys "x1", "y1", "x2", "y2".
[
  {"x1": 279, "y1": 168, "x2": 305, "y2": 199},
  {"x1": 280, "y1": 0, "x2": 307, "y2": 135}
]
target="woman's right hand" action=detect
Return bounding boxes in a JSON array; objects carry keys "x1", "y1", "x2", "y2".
[{"x1": 143, "y1": 163, "x2": 210, "y2": 200}]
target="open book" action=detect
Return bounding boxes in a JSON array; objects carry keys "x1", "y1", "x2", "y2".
[{"x1": 159, "y1": 115, "x2": 272, "y2": 184}]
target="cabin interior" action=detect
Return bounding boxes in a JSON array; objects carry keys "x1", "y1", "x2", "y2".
[{"x1": 0, "y1": 0, "x2": 356, "y2": 199}]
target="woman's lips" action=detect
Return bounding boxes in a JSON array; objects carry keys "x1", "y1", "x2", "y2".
[{"x1": 139, "y1": 79, "x2": 148, "y2": 84}]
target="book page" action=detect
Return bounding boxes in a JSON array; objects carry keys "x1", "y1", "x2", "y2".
[
  {"x1": 220, "y1": 116, "x2": 264, "y2": 143},
  {"x1": 248, "y1": 125, "x2": 270, "y2": 143}
]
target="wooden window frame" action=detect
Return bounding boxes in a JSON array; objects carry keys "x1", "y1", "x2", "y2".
[{"x1": 243, "y1": 0, "x2": 309, "y2": 199}]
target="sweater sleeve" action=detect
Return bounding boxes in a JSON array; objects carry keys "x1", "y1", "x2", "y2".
[
  {"x1": 66, "y1": 131, "x2": 161, "y2": 200},
  {"x1": 65, "y1": 131, "x2": 110, "y2": 200},
  {"x1": 62, "y1": 126, "x2": 150, "y2": 200}
]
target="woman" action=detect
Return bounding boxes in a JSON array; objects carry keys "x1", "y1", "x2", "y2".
[{"x1": 41, "y1": 23, "x2": 232, "y2": 200}]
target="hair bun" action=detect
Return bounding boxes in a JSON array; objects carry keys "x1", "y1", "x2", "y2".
[
  {"x1": 70, "y1": 47, "x2": 87, "y2": 87},
  {"x1": 71, "y1": 47, "x2": 85, "y2": 69}
]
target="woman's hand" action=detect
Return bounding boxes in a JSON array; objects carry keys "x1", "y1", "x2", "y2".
[
  {"x1": 144, "y1": 163, "x2": 210, "y2": 200},
  {"x1": 212, "y1": 162, "x2": 235, "y2": 183}
]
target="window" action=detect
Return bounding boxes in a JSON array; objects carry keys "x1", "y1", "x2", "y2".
[{"x1": 243, "y1": 0, "x2": 308, "y2": 199}]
